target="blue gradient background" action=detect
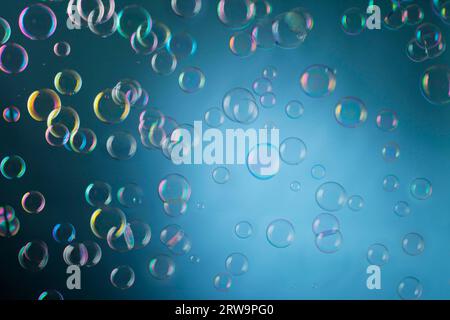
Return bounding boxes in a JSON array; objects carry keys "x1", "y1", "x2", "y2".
[{"x1": 0, "y1": 0, "x2": 450, "y2": 300}]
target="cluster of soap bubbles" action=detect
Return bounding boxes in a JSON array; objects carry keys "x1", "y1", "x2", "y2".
[
  {"x1": 213, "y1": 252, "x2": 249, "y2": 291},
  {"x1": 312, "y1": 213, "x2": 342, "y2": 254},
  {"x1": 407, "y1": 23, "x2": 446, "y2": 62},
  {"x1": 158, "y1": 174, "x2": 192, "y2": 216}
]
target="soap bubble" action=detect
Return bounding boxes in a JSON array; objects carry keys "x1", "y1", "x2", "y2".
[
  {"x1": 160, "y1": 224, "x2": 192, "y2": 255},
  {"x1": 383, "y1": 174, "x2": 399, "y2": 192},
  {"x1": 394, "y1": 201, "x2": 411, "y2": 217},
  {"x1": 260, "y1": 92, "x2": 277, "y2": 108},
  {"x1": 63, "y1": 242, "x2": 88, "y2": 266},
  {"x1": 45, "y1": 124, "x2": 70, "y2": 147},
  {"x1": 85, "y1": 181, "x2": 112, "y2": 207},
  {"x1": 420, "y1": 65, "x2": 450, "y2": 105},
  {"x1": 416, "y1": 23, "x2": 442, "y2": 50},
  {"x1": 247, "y1": 143, "x2": 280, "y2": 180},
  {"x1": 117, "y1": 5, "x2": 152, "y2": 39},
  {"x1": 213, "y1": 272, "x2": 232, "y2": 291},
  {"x1": 262, "y1": 66, "x2": 277, "y2": 80},
  {"x1": 406, "y1": 4, "x2": 424, "y2": 26},
  {"x1": 217, "y1": 0, "x2": 255, "y2": 29},
  {"x1": 204, "y1": 107, "x2": 225, "y2": 127},
  {"x1": 21, "y1": 191, "x2": 46, "y2": 214},
  {"x1": 315, "y1": 182, "x2": 347, "y2": 211},
  {"x1": 106, "y1": 132, "x2": 137, "y2": 160},
  {"x1": 151, "y1": 49, "x2": 177, "y2": 75},
  {"x1": 251, "y1": 18, "x2": 275, "y2": 49},
  {"x1": 90, "y1": 207, "x2": 127, "y2": 239},
  {"x1": 410, "y1": 178, "x2": 432, "y2": 200},
  {"x1": 402, "y1": 232, "x2": 425, "y2": 256},
  {"x1": 149, "y1": 254, "x2": 176, "y2": 280},
  {"x1": 38, "y1": 290, "x2": 63, "y2": 300},
  {"x1": 311, "y1": 165, "x2": 326, "y2": 180},
  {"x1": 83, "y1": 241, "x2": 102, "y2": 267},
  {"x1": 406, "y1": 38, "x2": 428, "y2": 62},
  {"x1": 290, "y1": 181, "x2": 301, "y2": 192},
  {"x1": 225, "y1": 253, "x2": 249, "y2": 276},
  {"x1": 252, "y1": 78, "x2": 272, "y2": 96},
  {"x1": 348, "y1": 195, "x2": 364, "y2": 211},
  {"x1": 0, "y1": 43, "x2": 29, "y2": 74},
  {"x1": 27, "y1": 88, "x2": 61, "y2": 122},
  {"x1": 381, "y1": 142, "x2": 400, "y2": 162},
  {"x1": 3, "y1": 106, "x2": 20, "y2": 123},
  {"x1": 300, "y1": 64, "x2": 336, "y2": 98},
  {"x1": 111, "y1": 265, "x2": 135, "y2": 290},
  {"x1": 334, "y1": 97, "x2": 367, "y2": 128},
  {"x1": 315, "y1": 230, "x2": 343, "y2": 253},
  {"x1": 171, "y1": 0, "x2": 202, "y2": 18},
  {"x1": 52, "y1": 223, "x2": 76, "y2": 244},
  {"x1": 279, "y1": 137, "x2": 307, "y2": 165},
  {"x1": 266, "y1": 219, "x2": 295, "y2": 248},
  {"x1": 0, "y1": 17, "x2": 11, "y2": 44},
  {"x1": 117, "y1": 183, "x2": 144, "y2": 208},
  {"x1": 93, "y1": 88, "x2": 130, "y2": 124},
  {"x1": 178, "y1": 67, "x2": 205, "y2": 93},
  {"x1": 367, "y1": 243, "x2": 389, "y2": 266},
  {"x1": 229, "y1": 31, "x2": 256, "y2": 57},
  {"x1": 18, "y1": 240, "x2": 49, "y2": 272},
  {"x1": 312, "y1": 213, "x2": 340, "y2": 235},
  {"x1": 19, "y1": 4, "x2": 57, "y2": 40},
  {"x1": 272, "y1": 11, "x2": 308, "y2": 49},
  {"x1": 341, "y1": 7, "x2": 366, "y2": 35},
  {"x1": 212, "y1": 166, "x2": 230, "y2": 184},
  {"x1": 107, "y1": 225, "x2": 134, "y2": 252},
  {"x1": 376, "y1": 109, "x2": 398, "y2": 131},
  {"x1": 167, "y1": 32, "x2": 197, "y2": 59},
  {"x1": 54, "y1": 41, "x2": 71, "y2": 57},
  {"x1": 398, "y1": 276, "x2": 422, "y2": 300},
  {"x1": 158, "y1": 174, "x2": 191, "y2": 202},
  {"x1": 383, "y1": 6, "x2": 407, "y2": 30},
  {"x1": 235, "y1": 221, "x2": 253, "y2": 239},
  {"x1": 1, "y1": 155, "x2": 26, "y2": 179},
  {"x1": 54, "y1": 69, "x2": 82, "y2": 96},
  {"x1": 222, "y1": 87, "x2": 259, "y2": 124},
  {"x1": 285, "y1": 100, "x2": 304, "y2": 119}
]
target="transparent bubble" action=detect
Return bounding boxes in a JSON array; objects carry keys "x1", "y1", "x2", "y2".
[
  {"x1": 107, "y1": 225, "x2": 134, "y2": 252},
  {"x1": 19, "y1": 4, "x2": 56, "y2": 40},
  {"x1": 168, "y1": 32, "x2": 197, "y2": 59},
  {"x1": 253, "y1": 0, "x2": 272, "y2": 18},
  {"x1": 90, "y1": 207, "x2": 127, "y2": 239},
  {"x1": 252, "y1": 78, "x2": 272, "y2": 96},
  {"x1": 47, "y1": 106, "x2": 80, "y2": 134},
  {"x1": 225, "y1": 253, "x2": 249, "y2": 276},
  {"x1": 1, "y1": 155, "x2": 26, "y2": 179},
  {"x1": 335, "y1": 97, "x2": 367, "y2": 128},
  {"x1": 279, "y1": 137, "x2": 307, "y2": 165},
  {"x1": 311, "y1": 164, "x2": 326, "y2": 180},
  {"x1": 217, "y1": 0, "x2": 255, "y2": 29},
  {"x1": 381, "y1": 142, "x2": 400, "y2": 162},
  {"x1": 251, "y1": 18, "x2": 275, "y2": 49},
  {"x1": 348, "y1": 195, "x2": 364, "y2": 211},
  {"x1": 171, "y1": 0, "x2": 202, "y2": 18},
  {"x1": 341, "y1": 7, "x2": 366, "y2": 35},
  {"x1": 285, "y1": 100, "x2": 304, "y2": 119},
  {"x1": 85, "y1": 181, "x2": 112, "y2": 207},
  {"x1": 213, "y1": 272, "x2": 232, "y2": 291},
  {"x1": 69, "y1": 128, "x2": 97, "y2": 154},
  {"x1": 416, "y1": 23, "x2": 442, "y2": 50},
  {"x1": 367, "y1": 243, "x2": 389, "y2": 266},
  {"x1": 315, "y1": 230, "x2": 343, "y2": 253},
  {"x1": 18, "y1": 240, "x2": 49, "y2": 272},
  {"x1": 398, "y1": 276, "x2": 422, "y2": 300},
  {"x1": 111, "y1": 266, "x2": 135, "y2": 290},
  {"x1": 204, "y1": 107, "x2": 225, "y2": 127},
  {"x1": 316, "y1": 182, "x2": 347, "y2": 212},
  {"x1": 131, "y1": 29, "x2": 157, "y2": 55},
  {"x1": 129, "y1": 220, "x2": 151, "y2": 249},
  {"x1": 118, "y1": 183, "x2": 144, "y2": 208},
  {"x1": 151, "y1": 49, "x2": 177, "y2": 75},
  {"x1": 93, "y1": 88, "x2": 130, "y2": 124},
  {"x1": 272, "y1": 11, "x2": 308, "y2": 49},
  {"x1": 52, "y1": 223, "x2": 76, "y2": 244},
  {"x1": 178, "y1": 67, "x2": 205, "y2": 93},
  {"x1": 410, "y1": 178, "x2": 432, "y2": 200},
  {"x1": 212, "y1": 166, "x2": 230, "y2": 184},
  {"x1": 38, "y1": 290, "x2": 63, "y2": 301},
  {"x1": 260, "y1": 92, "x2": 276, "y2": 108},
  {"x1": 376, "y1": 109, "x2": 398, "y2": 131},
  {"x1": 383, "y1": 6, "x2": 407, "y2": 30},
  {"x1": 21, "y1": 191, "x2": 45, "y2": 214},
  {"x1": 54, "y1": 41, "x2": 71, "y2": 57},
  {"x1": 0, "y1": 205, "x2": 20, "y2": 238},
  {"x1": 106, "y1": 131, "x2": 137, "y2": 160},
  {"x1": 394, "y1": 201, "x2": 411, "y2": 217},
  {"x1": 300, "y1": 64, "x2": 336, "y2": 98},
  {"x1": 45, "y1": 124, "x2": 70, "y2": 147},
  {"x1": 83, "y1": 241, "x2": 102, "y2": 267},
  {"x1": 27, "y1": 88, "x2": 61, "y2": 122},
  {"x1": 312, "y1": 213, "x2": 340, "y2": 235},
  {"x1": 3, "y1": 106, "x2": 20, "y2": 123},
  {"x1": 0, "y1": 17, "x2": 11, "y2": 45},
  {"x1": 160, "y1": 224, "x2": 192, "y2": 255},
  {"x1": 189, "y1": 255, "x2": 201, "y2": 264},
  {"x1": 117, "y1": 5, "x2": 152, "y2": 39},
  {"x1": 0, "y1": 43, "x2": 29, "y2": 74},
  {"x1": 402, "y1": 233, "x2": 425, "y2": 256},
  {"x1": 63, "y1": 242, "x2": 88, "y2": 266},
  {"x1": 266, "y1": 219, "x2": 295, "y2": 248},
  {"x1": 247, "y1": 143, "x2": 280, "y2": 180},
  {"x1": 290, "y1": 181, "x2": 301, "y2": 192},
  {"x1": 229, "y1": 31, "x2": 256, "y2": 57},
  {"x1": 222, "y1": 87, "x2": 259, "y2": 124},
  {"x1": 406, "y1": 4, "x2": 424, "y2": 26},
  {"x1": 420, "y1": 65, "x2": 450, "y2": 105},
  {"x1": 54, "y1": 69, "x2": 82, "y2": 96},
  {"x1": 406, "y1": 38, "x2": 428, "y2": 62},
  {"x1": 88, "y1": 11, "x2": 118, "y2": 38},
  {"x1": 426, "y1": 37, "x2": 446, "y2": 60},
  {"x1": 149, "y1": 254, "x2": 176, "y2": 280},
  {"x1": 262, "y1": 66, "x2": 277, "y2": 80},
  {"x1": 158, "y1": 174, "x2": 191, "y2": 202},
  {"x1": 152, "y1": 21, "x2": 171, "y2": 49},
  {"x1": 235, "y1": 221, "x2": 253, "y2": 239},
  {"x1": 383, "y1": 175, "x2": 399, "y2": 192}
]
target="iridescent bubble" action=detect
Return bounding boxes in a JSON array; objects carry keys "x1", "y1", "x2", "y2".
[
  {"x1": 402, "y1": 232, "x2": 425, "y2": 256},
  {"x1": 383, "y1": 6, "x2": 407, "y2": 30},
  {"x1": 260, "y1": 92, "x2": 276, "y2": 108},
  {"x1": 88, "y1": 11, "x2": 118, "y2": 38},
  {"x1": 118, "y1": 183, "x2": 144, "y2": 208},
  {"x1": 160, "y1": 224, "x2": 192, "y2": 255},
  {"x1": 63, "y1": 242, "x2": 88, "y2": 266},
  {"x1": 38, "y1": 290, "x2": 63, "y2": 301},
  {"x1": 376, "y1": 109, "x2": 398, "y2": 131},
  {"x1": 262, "y1": 66, "x2": 277, "y2": 80},
  {"x1": 152, "y1": 21, "x2": 171, "y2": 49},
  {"x1": 85, "y1": 181, "x2": 112, "y2": 207},
  {"x1": 167, "y1": 32, "x2": 197, "y2": 59},
  {"x1": 247, "y1": 143, "x2": 280, "y2": 180},
  {"x1": 0, "y1": 205, "x2": 20, "y2": 238},
  {"x1": 171, "y1": 0, "x2": 202, "y2": 18},
  {"x1": 348, "y1": 195, "x2": 364, "y2": 211},
  {"x1": 21, "y1": 191, "x2": 45, "y2": 214},
  {"x1": 68, "y1": 128, "x2": 97, "y2": 154},
  {"x1": 225, "y1": 253, "x2": 249, "y2": 276},
  {"x1": 149, "y1": 254, "x2": 176, "y2": 280},
  {"x1": 252, "y1": 78, "x2": 272, "y2": 96},
  {"x1": 266, "y1": 219, "x2": 295, "y2": 248},
  {"x1": 93, "y1": 88, "x2": 130, "y2": 124},
  {"x1": 18, "y1": 240, "x2": 49, "y2": 272},
  {"x1": 426, "y1": 37, "x2": 446, "y2": 60},
  {"x1": 416, "y1": 23, "x2": 442, "y2": 50},
  {"x1": 394, "y1": 201, "x2": 411, "y2": 217},
  {"x1": 406, "y1": 38, "x2": 428, "y2": 62},
  {"x1": 131, "y1": 29, "x2": 157, "y2": 55},
  {"x1": 83, "y1": 241, "x2": 102, "y2": 267},
  {"x1": 158, "y1": 174, "x2": 191, "y2": 202},
  {"x1": 45, "y1": 124, "x2": 69, "y2": 148},
  {"x1": 251, "y1": 18, "x2": 275, "y2": 49},
  {"x1": 54, "y1": 41, "x2": 71, "y2": 57},
  {"x1": 398, "y1": 276, "x2": 422, "y2": 300},
  {"x1": 19, "y1": 4, "x2": 57, "y2": 40},
  {"x1": 151, "y1": 49, "x2": 177, "y2": 75},
  {"x1": 300, "y1": 65, "x2": 336, "y2": 98},
  {"x1": 285, "y1": 100, "x2": 304, "y2": 119},
  {"x1": 54, "y1": 69, "x2": 82, "y2": 96},
  {"x1": 367, "y1": 243, "x2": 389, "y2": 266},
  {"x1": 1, "y1": 155, "x2": 26, "y2": 179},
  {"x1": 3, "y1": 106, "x2": 20, "y2": 123},
  {"x1": 272, "y1": 11, "x2": 308, "y2": 49},
  {"x1": 106, "y1": 131, "x2": 137, "y2": 160},
  {"x1": 128, "y1": 220, "x2": 151, "y2": 249},
  {"x1": 316, "y1": 182, "x2": 347, "y2": 212},
  {"x1": 420, "y1": 65, "x2": 450, "y2": 105},
  {"x1": 290, "y1": 181, "x2": 301, "y2": 192},
  {"x1": 217, "y1": 0, "x2": 255, "y2": 29},
  {"x1": 212, "y1": 166, "x2": 230, "y2": 184},
  {"x1": 0, "y1": 43, "x2": 29, "y2": 74},
  {"x1": 341, "y1": 7, "x2": 366, "y2": 35},
  {"x1": 406, "y1": 4, "x2": 424, "y2": 26},
  {"x1": 204, "y1": 107, "x2": 225, "y2": 127},
  {"x1": 335, "y1": 97, "x2": 367, "y2": 128},
  {"x1": 52, "y1": 223, "x2": 76, "y2": 244},
  {"x1": 315, "y1": 230, "x2": 343, "y2": 253},
  {"x1": 90, "y1": 207, "x2": 127, "y2": 239},
  {"x1": 253, "y1": 0, "x2": 272, "y2": 18},
  {"x1": 229, "y1": 31, "x2": 256, "y2": 57},
  {"x1": 107, "y1": 224, "x2": 134, "y2": 252},
  {"x1": 111, "y1": 265, "x2": 135, "y2": 290},
  {"x1": 27, "y1": 89, "x2": 61, "y2": 122},
  {"x1": 381, "y1": 142, "x2": 400, "y2": 162},
  {"x1": 222, "y1": 87, "x2": 259, "y2": 124},
  {"x1": 213, "y1": 272, "x2": 232, "y2": 291},
  {"x1": 383, "y1": 174, "x2": 399, "y2": 192},
  {"x1": 311, "y1": 164, "x2": 326, "y2": 180},
  {"x1": 117, "y1": 5, "x2": 152, "y2": 39},
  {"x1": 279, "y1": 137, "x2": 307, "y2": 165},
  {"x1": 235, "y1": 221, "x2": 253, "y2": 239},
  {"x1": 178, "y1": 67, "x2": 205, "y2": 93},
  {"x1": 0, "y1": 17, "x2": 11, "y2": 44},
  {"x1": 410, "y1": 178, "x2": 432, "y2": 200},
  {"x1": 312, "y1": 213, "x2": 340, "y2": 235}
]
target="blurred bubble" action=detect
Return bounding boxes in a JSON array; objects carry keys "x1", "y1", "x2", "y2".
[
  {"x1": 290, "y1": 181, "x2": 301, "y2": 192},
  {"x1": 19, "y1": 4, "x2": 56, "y2": 40},
  {"x1": 251, "y1": 18, "x2": 275, "y2": 49},
  {"x1": 398, "y1": 276, "x2": 422, "y2": 300},
  {"x1": 93, "y1": 88, "x2": 130, "y2": 124},
  {"x1": 406, "y1": 38, "x2": 428, "y2": 62},
  {"x1": 88, "y1": 11, "x2": 118, "y2": 38},
  {"x1": 167, "y1": 32, "x2": 197, "y2": 59},
  {"x1": 416, "y1": 23, "x2": 442, "y2": 50},
  {"x1": 285, "y1": 100, "x2": 304, "y2": 119},
  {"x1": 225, "y1": 253, "x2": 249, "y2": 275},
  {"x1": 266, "y1": 219, "x2": 295, "y2": 248},
  {"x1": 151, "y1": 49, "x2": 177, "y2": 75},
  {"x1": 253, "y1": 0, "x2": 272, "y2": 18},
  {"x1": 117, "y1": 5, "x2": 152, "y2": 39},
  {"x1": 348, "y1": 195, "x2": 364, "y2": 211},
  {"x1": 0, "y1": 205, "x2": 20, "y2": 238},
  {"x1": 63, "y1": 242, "x2": 88, "y2": 266},
  {"x1": 426, "y1": 37, "x2": 446, "y2": 60},
  {"x1": 260, "y1": 92, "x2": 276, "y2": 108},
  {"x1": 229, "y1": 31, "x2": 256, "y2": 57},
  {"x1": 262, "y1": 66, "x2": 277, "y2": 80},
  {"x1": 311, "y1": 164, "x2": 326, "y2": 180},
  {"x1": 279, "y1": 137, "x2": 306, "y2": 165},
  {"x1": 252, "y1": 78, "x2": 272, "y2": 96},
  {"x1": 149, "y1": 254, "x2": 176, "y2": 280},
  {"x1": 312, "y1": 213, "x2": 340, "y2": 235},
  {"x1": 38, "y1": 290, "x2": 63, "y2": 300},
  {"x1": 0, "y1": 17, "x2": 11, "y2": 44},
  {"x1": 21, "y1": 191, "x2": 45, "y2": 214},
  {"x1": 204, "y1": 107, "x2": 225, "y2": 127},
  {"x1": 335, "y1": 97, "x2": 367, "y2": 128},
  {"x1": 45, "y1": 124, "x2": 70, "y2": 147},
  {"x1": 189, "y1": 255, "x2": 201, "y2": 263},
  {"x1": 406, "y1": 4, "x2": 424, "y2": 26},
  {"x1": 54, "y1": 69, "x2": 82, "y2": 96},
  {"x1": 18, "y1": 240, "x2": 49, "y2": 272},
  {"x1": 235, "y1": 221, "x2": 253, "y2": 239},
  {"x1": 106, "y1": 131, "x2": 137, "y2": 160},
  {"x1": 111, "y1": 266, "x2": 135, "y2": 290},
  {"x1": 1, "y1": 155, "x2": 26, "y2": 179},
  {"x1": 152, "y1": 21, "x2": 171, "y2": 49},
  {"x1": 160, "y1": 224, "x2": 192, "y2": 255},
  {"x1": 129, "y1": 220, "x2": 151, "y2": 249},
  {"x1": 212, "y1": 166, "x2": 230, "y2": 184},
  {"x1": 90, "y1": 207, "x2": 127, "y2": 239},
  {"x1": 171, "y1": 0, "x2": 202, "y2": 18},
  {"x1": 376, "y1": 109, "x2": 398, "y2": 131},
  {"x1": 85, "y1": 181, "x2": 112, "y2": 207},
  {"x1": 367, "y1": 243, "x2": 389, "y2": 266},
  {"x1": 217, "y1": 0, "x2": 255, "y2": 29},
  {"x1": 300, "y1": 64, "x2": 336, "y2": 98},
  {"x1": 83, "y1": 241, "x2": 102, "y2": 267},
  {"x1": 272, "y1": 11, "x2": 308, "y2": 49},
  {"x1": 178, "y1": 67, "x2": 205, "y2": 93},
  {"x1": 0, "y1": 43, "x2": 29, "y2": 74},
  {"x1": 247, "y1": 143, "x2": 280, "y2": 179},
  {"x1": 383, "y1": 6, "x2": 407, "y2": 30},
  {"x1": 402, "y1": 232, "x2": 425, "y2": 256},
  {"x1": 213, "y1": 272, "x2": 232, "y2": 291},
  {"x1": 27, "y1": 89, "x2": 61, "y2": 122},
  {"x1": 410, "y1": 178, "x2": 432, "y2": 200},
  {"x1": 381, "y1": 142, "x2": 400, "y2": 162},
  {"x1": 223, "y1": 87, "x2": 259, "y2": 124},
  {"x1": 3, "y1": 106, "x2": 20, "y2": 123},
  {"x1": 420, "y1": 65, "x2": 450, "y2": 105},
  {"x1": 47, "y1": 106, "x2": 80, "y2": 134},
  {"x1": 394, "y1": 201, "x2": 411, "y2": 217},
  {"x1": 54, "y1": 41, "x2": 71, "y2": 57},
  {"x1": 316, "y1": 182, "x2": 347, "y2": 212},
  {"x1": 315, "y1": 230, "x2": 343, "y2": 253},
  {"x1": 118, "y1": 183, "x2": 143, "y2": 208},
  {"x1": 383, "y1": 174, "x2": 400, "y2": 192},
  {"x1": 341, "y1": 7, "x2": 366, "y2": 35},
  {"x1": 52, "y1": 223, "x2": 76, "y2": 244}
]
